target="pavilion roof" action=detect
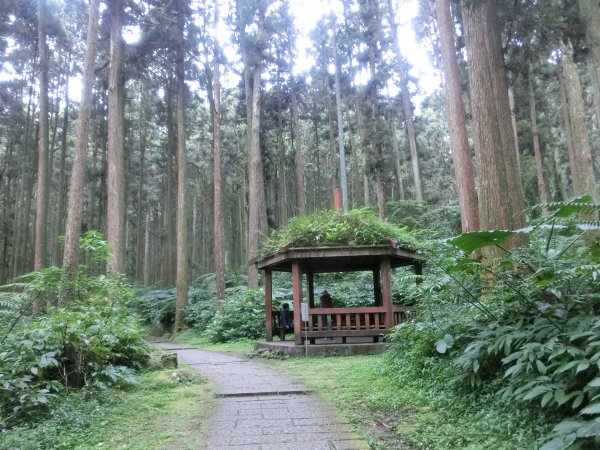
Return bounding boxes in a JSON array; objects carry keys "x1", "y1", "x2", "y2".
[{"x1": 255, "y1": 244, "x2": 424, "y2": 273}]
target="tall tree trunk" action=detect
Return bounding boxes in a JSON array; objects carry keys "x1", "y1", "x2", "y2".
[
  {"x1": 579, "y1": 0, "x2": 600, "y2": 128},
  {"x1": 106, "y1": 0, "x2": 126, "y2": 275},
  {"x1": 291, "y1": 79, "x2": 307, "y2": 216},
  {"x1": 55, "y1": 56, "x2": 71, "y2": 266},
  {"x1": 507, "y1": 73, "x2": 522, "y2": 176},
  {"x1": 33, "y1": 0, "x2": 49, "y2": 313},
  {"x1": 331, "y1": 14, "x2": 348, "y2": 212},
  {"x1": 162, "y1": 77, "x2": 176, "y2": 286},
  {"x1": 13, "y1": 79, "x2": 35, "y2": 279},
  {"x1": 135, "y1": 89, "x2": 147, "y2": 281},
  {"x1": 461, "y1": 0, "x2": 526, "y2": 244},
  {"x1": 557, "y1": 68, "x2": 578, "y2": 193},
  {"x1": 527, "y1": 65, "x2": 549, "y2": 211},
  {"x1": 61, "y1": 0, "x2": 100, "y2": 303},
  {"x1": 388, "y1": 0, "x2": 423, "y2": 202},
  {"x1": 389, "y1": 114, "x2": 405, "y2": 200},
  {"x1": 348, "y1": 110, "x2": 362, "y2": 206},
  {"x1": 143, "y1": 211, "x2": 151, "y2": 286},
  {"x1": 560, "y1": 41, "x2": 598, "y2": 201},
  {"x1": 213, "y1": 0, "x2": 225, "y2": 311},
  {"x1": 435, "y1": 0, "x2": 479, "y2": 232},
  {"x1": 276, "y1": 78, "x2": 288, "y2": 225},
  {"x1": 247, "y1": 61, "x2": 263, "y2": 288},
  {"x1": 356, "y1": 98, "x2": 370, "y2": 206},
  {"x1": 174, "y1": 6, "x2": 188, "y2": 333},
  {"x1": 34, "y1": 0, "x2": 49, "y2": 272}
]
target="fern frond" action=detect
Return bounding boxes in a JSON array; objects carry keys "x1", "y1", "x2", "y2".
[
  {"x1": 0, "y1": 282, "x2": 31, "y2": 293},
  {"x1": 535, "y1": 195, "x2": 600, "y2": 220}
]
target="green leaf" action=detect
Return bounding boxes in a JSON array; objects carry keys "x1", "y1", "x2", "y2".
[
  {"x1": 577, "y1": 362, "x2": 590, "y2": 374},
  {"x1": 580, "y1": 403, "x2": 600, "y2": 415},
  {"x1": 435, "y1": 339, "x2": 448, "y2": 354},
  {"x1": 505, "y1": 363, "x2": 524, "y2": 378},
  {"x1": 587, "y1": 378, "x2": 600, "y2": 388},
  {"x1": 536, "y1": 360, "x2": 547, "y2": 375},
  {"x1": 448, "y1": 230, "x2": 518, "y2": 254},
  {"x1": 555, "y1": 390, "x2": 579, "y2": 406},
  {"x1": 444, "y1": 334, "x2": 454, "y2": 347},
  {"x1": 545, "y1": 194, "x2": 594, "y2": 218},
  {"x1": 553, "y1": 420, "x2": 585, "y2": 434},
  {"x1": 556, "y1": 361, "x2": 579, "y2": 374},
  {"x1": 541, "y1": 391, "x2": 554, "y2": 408},
  {"x1": 523, "y1": 385, "x2": 549, "y2": 400},
  {"x1": 540, "y1": 434, "x2": 577, "y2": 450},
  {"x1": 573, "y1": 394, "x2": 585, "y2": 409}
]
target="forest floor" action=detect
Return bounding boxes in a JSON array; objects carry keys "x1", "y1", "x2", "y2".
[{"x1": 0, "y1": 360, "x2": 216, "y2": 450}]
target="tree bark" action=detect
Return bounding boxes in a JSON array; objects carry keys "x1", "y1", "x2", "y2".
[
  {"x1": 557, "y1": 68, "x2": 578, "y2": 194},
  {"x1": 55, "y1": 56, "x2": 71, "y2": 267},
  {"x1": 143, "y1": 211, "x2": 151, "y2": 286},
  {"x1": 34, "y1": 0, "x2": 49, "y2": 274},
  {"x1": 135, "y1": 89, "x2": 147, "y2": 281},
  {"x1": 212, "y1": 0, "x2": 225, "y2": 311},
  {"x1": 507, "y1": 73, "x2": 522, "y2": 176},
  {"x1": 331, "y1": 14, "x2": 348, "y2": 212},
  {"x1": 560, "y1": 40, "x2": 598, "y2": 201},
  {"x1": 435, "y1": 0, "x2": 479, "y2": 232},
  {"x1": 461, "y1": 0, "x2": 526, "y2": 244},
  {"x1": 106, "y1": 0, "x2": 126, "y2": 275},
  {"x1": 247, "y1": 61, "x2": 263, "y2": 288},
  {"x1": 60, "y1": 0, "x2": 100, "y2": 304},
  {"x1": 162, "y1": 76, "x2": 176, "y2": 286},
  {"x1": 33, "y1": 0, "x2": 50, "y2": 313},
  {"x1": 578, "y1": 0, "x2": 600, "y2": 128},
  {"x1": 174, "y1": 5, "x2": 188, "y2": 333},
  {"x1": 389, "y1": 114, "x2": 405, "y2": 200},
  {"x1": 291, "y1": 79, "x2": 307, "y2": 216},
  {"x1": 13, "y1": 77, "x2": 35, "y2": 279},
  {"x1": 527, "y1": 65, "x2": 549, "y2": 212}
]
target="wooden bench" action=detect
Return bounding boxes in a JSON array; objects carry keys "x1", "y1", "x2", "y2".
[{"x1": 272, "y1": 310, "x2": 294, "y2": 341}]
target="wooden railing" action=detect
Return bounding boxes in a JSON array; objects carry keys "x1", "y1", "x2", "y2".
[
  {"x1": 303, "y1": 307, "x2": 387, "y2": 335},
  {"x1": 297, "y1": 306, "x2": 417, "y2": 342},
  {"x1": 393, "y1": 305, "x2": 417, "y2": 325}
]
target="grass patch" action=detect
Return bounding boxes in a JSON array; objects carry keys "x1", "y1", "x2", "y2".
[
  {"x1": 173, "y1": 329, "x2": 256, "y2": 353},
  {"x1": 1, "y1": 366, "x2": 216, "y2": 450},
  {"x1": 261, "y1": 354, "x2": 547, "y2": 449}
]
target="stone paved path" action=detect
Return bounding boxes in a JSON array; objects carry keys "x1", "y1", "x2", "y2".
[{"x1": 152, "y1": 343, "x2": 371, "y2": 450}]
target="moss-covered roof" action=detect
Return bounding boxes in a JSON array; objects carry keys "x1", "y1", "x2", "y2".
[{"x1": 259, "y1": 208, "x2": 423, "y2": 258}]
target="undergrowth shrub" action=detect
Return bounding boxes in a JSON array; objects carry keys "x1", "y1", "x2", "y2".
[
  {"x1": 385, "y1": 196, "x2": 600, "y2": 449},
  {"x1": 204, "y1": 287, "x2": 264, "y2": 342},
  {"x1": 134, "y1": 269, "x2": 250, "y2": 334},
  {"x1": 134, "y1": 288, "x2": 176, "y2": 331},
  {"x1": 0, "y1": 302, "x2": 148, "y2": 427},
  {"x1": 0, "y1": 232, "x2": 148, "y2": 429}
]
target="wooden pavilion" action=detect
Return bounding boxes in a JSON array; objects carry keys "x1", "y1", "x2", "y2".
[{"x1": 256, "y1": 243, "x2": 425, "y2": 346}]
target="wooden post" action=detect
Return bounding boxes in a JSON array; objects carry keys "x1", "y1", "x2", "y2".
[
  {"x1": 373, "y1": 268, "x2": 381, "y2": 306},
  {"x1": 381, "y1": 257, "x2": 393, "y2": 329},
  {"x1": 334, "y1": 188, "x2": 343, "y2": 211},
  {"x1": 292, "y1": 261, "x2": 303, "y2": 345},
  {"x1": 264, "y1": 269, "x2": 273, "y2": 341},
  {"x1": 308, "y1": 271, "x2": 315, "y2": 308}
]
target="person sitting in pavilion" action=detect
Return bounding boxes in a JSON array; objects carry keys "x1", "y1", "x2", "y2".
[
  {"x1": 280, "y1": 302, "x2": 294, "y2": 330},
  {"x1": 320, "y1": 290, "x2": 333, "y2": 340}
]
